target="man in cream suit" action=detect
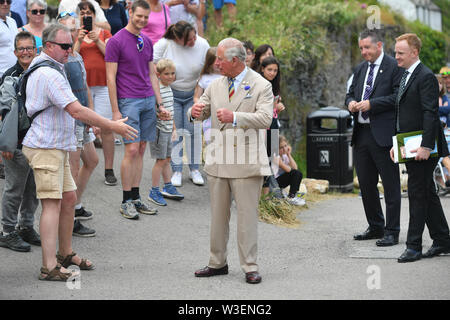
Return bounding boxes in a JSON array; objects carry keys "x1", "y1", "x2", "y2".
[{"x1": 189, "y1": 38, "x2": 273, "y2": 284}]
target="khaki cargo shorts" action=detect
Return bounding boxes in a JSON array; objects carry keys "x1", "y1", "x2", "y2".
[{"x1": 22, "y1": 147, "x2": 77, "y2": 199}]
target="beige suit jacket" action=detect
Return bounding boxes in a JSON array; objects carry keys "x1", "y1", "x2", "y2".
[{"x1": 188, "y1": 68, "x2": 273, "y2": 178}]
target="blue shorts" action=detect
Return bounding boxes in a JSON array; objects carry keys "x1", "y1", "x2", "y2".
[
  {"x1": 213, "y1": 0, "x2": 236, "y2": 9},
  {"x1": 118, "y1": 96, "x2": 157, "y2": 144}
]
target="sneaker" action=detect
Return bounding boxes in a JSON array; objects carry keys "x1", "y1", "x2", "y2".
[
  {"x1": 189, "y1": 170, "x2": 204, "y2": 185},
  {"x1": 120, "y1": 201, "x2": 140, "y2": 220},
  {"x1": 114, "y1": 138, "x2": 122, "y2": 145},
  {"x1": 171, "y1": 171, "x2": 182, "y2": 187},
  {"x1": 105, "y1": 171, "x2": 118, "y2": 186},
  {"x1": 73, "y1": 220, "x2": 96, "y2": 237},
  {"x1": 75, "y1": 207, "x2": 93, "y2": 221},
  {"x1": 148, "y1": 189, "x2": 167, "y2": 206},
  {"x1": 161, "y1": 184, "x2": 184, "y2": 200},
  {"x1": 17, "y1": 227, "x2": 41, "y2": 246},
  {"x1": 132, "y1": 198, "x2": 158, "y2": 215},
  {"x1": 0, "y1": 230, "x2": 31, "y2": 252},
  {"x1": 287, "y1": 197, "x2": 306, "y2": 206}
]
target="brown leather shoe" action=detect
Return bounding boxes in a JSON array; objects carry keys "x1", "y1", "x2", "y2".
[
  {"x1": 245, "y1": 271, "x2": 262, "y2": 284},
  {"x1": 194, "y1": 265, "x2": 228, "y2": 277}
]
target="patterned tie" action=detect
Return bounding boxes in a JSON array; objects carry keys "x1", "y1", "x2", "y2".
[
  {"x1": 228, "y1": 77, "x2": 235, "y2": 101},
  {"x1": 361, "y1": 63, "x2": 376, "y2": 120},
  {"x1": 396, "y1": 70, "x2": 409, "y2": 131}
]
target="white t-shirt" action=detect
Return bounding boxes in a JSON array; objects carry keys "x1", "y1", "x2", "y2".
[
  {"x1": 161, "y1": 0, "x2": 198, "y2": 29},
  {"x1": 0, "y1": 16, "x2": 18, "y2": 78},
  {"x1": 153, "y1": 36, "x2": 210, "y2": 91},
  {"x1": 198, "y1": 73, "x2": 222, "y2": 90},
  {"x1": 59, "y1": 0, "x2": 108, "y2": 23}
]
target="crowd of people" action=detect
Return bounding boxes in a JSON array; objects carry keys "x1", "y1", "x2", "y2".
[
  {"x1": 1, "y1": 0, "x2": 449, "y2": 286},
  {"x1": 0, "y1": 0, "x2": 301, "y2": 285}
]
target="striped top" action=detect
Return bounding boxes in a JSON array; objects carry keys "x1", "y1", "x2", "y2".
[
  {"x1": 22, "y1": 53, "x2": 78, "y2": 152},
  {"x1": 157, "y1": 83, "x2": 174, "y2": 132}
]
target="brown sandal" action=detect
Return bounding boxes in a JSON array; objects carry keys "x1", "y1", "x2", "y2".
[
  {"x1": 38, "y1": 263, "x2": 75, "y2": 281},
  {"x1": 56, "y1": 251, "x2": 95, "y2": 270}
]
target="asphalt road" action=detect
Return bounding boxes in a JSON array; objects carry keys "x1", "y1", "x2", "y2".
[{"x1": 0, "y1": 143, "x2": 449, "y2": 301}]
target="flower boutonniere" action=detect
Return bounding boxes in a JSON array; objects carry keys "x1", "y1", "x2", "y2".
[{"x1": 241, "y1": 80, "x2": 251, "y2": 91}]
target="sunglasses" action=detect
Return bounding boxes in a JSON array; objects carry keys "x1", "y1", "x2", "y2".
[
  {"x1": 56, "y1": 11, "x2": 77, "y2": 20},
  {"x1": 0, "y1": 0, "x2": 12, "y2": 4},
  {"x1": 48, "y1": 41, "x2": 73, "y2": 51},
  {"x1": 137, "y1": 35, "x2": 144, "y2": 52},
  {"x1": 31, "y1": 9, "x2": 46, "y2": 15},
  {"x1": 442, "y1": 71, "x2": 450, "y2": 76}
]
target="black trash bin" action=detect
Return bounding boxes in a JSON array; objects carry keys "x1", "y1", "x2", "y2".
[{"x1": 306, "y1": 106, "x2": 354, "y2": 192}]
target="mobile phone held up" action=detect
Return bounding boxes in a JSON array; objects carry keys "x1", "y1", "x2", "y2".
[{"x1": 83, "y1": 16, "x2": 93, "y2": 32}]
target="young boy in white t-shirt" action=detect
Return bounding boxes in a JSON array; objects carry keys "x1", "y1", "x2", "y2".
[{"x1": 148, "y1": 59, "x2": 184, "y2": 206}]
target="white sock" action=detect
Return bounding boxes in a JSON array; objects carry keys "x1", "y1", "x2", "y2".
[{"x1": 75, "y1": 203, "x2": 82, "y2": 210}]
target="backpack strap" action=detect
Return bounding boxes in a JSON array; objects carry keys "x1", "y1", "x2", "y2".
[{"x1": 17, "y1": 60, "x2": 65, "y2": 120}]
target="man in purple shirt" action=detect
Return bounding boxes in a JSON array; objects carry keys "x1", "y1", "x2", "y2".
[{"x1": 105, "y1": 0, "x2": 170, "y2": 220}]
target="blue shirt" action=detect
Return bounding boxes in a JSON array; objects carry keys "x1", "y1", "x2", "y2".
[{"x1": 102, "y1": 2, "x2": 128, "y2": 35}]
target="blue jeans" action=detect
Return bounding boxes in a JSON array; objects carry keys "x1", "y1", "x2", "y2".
[{"x1": 170, "y1": 88, "x2": 202, "y2": 172}]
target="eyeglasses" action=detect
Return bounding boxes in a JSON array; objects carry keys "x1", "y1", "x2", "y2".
[
  {"x1": 137, "y1": 35, "x2": 144, "y2": 52},
  {"x1": 56, "y1": 11, "x2": 77, "y2": 20},
  {"x1": 48, "y1": 41, "x2": 73, "y2": 51},
  {"x1": 0, "y1": 0, "x2": 12, "y2": 5},
  {"x1": 31, "y1": 9, "x2": 46, "y2": 15},
  {"x1": 17, "y1": 46, "x2": 35, "y2": 53}
]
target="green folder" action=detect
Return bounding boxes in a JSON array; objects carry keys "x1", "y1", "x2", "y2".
[{"x1": 392, "y1": 130, "x2": 438, "y2": 163}]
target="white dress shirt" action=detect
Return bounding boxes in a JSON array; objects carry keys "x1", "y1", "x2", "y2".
[{"x1": 358, "y1": 51, "x2": 384, "y2": 124}]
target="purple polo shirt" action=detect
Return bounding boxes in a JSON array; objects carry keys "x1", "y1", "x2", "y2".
[{"x1": 105, "y1": 28, "x2": 155, "y2": 99}]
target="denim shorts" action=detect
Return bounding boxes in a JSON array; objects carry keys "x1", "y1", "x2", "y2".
[
  {"x1": 213, "y1": 0, "x2": 236, "y2": 9},
  {"x1": 118, "y1": 96, "x2": 157, "y2": 144},
  {"x1": 75, "y1": 124, "x2": 96, "y2": 149}
]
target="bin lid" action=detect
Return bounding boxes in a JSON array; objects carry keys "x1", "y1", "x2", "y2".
[{"x1": 307, "y1": 106, "x2": 351, "y2": 119}]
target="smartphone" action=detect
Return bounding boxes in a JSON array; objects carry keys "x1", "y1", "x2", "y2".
[{"x1": 83, "y1": 16, "x2": 93, "y2": 32}]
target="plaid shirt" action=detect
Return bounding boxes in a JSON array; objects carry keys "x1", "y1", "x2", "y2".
[{"x1": 22, "y1": 52, "x2": 78, "y2": 151}]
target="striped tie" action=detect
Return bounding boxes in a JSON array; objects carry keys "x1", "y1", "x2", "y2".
[
  {"x1": 228, "y1": 77, "x2": 235, "y2": 101},
  {"x1": 396, "y1": 70, "x2": 409, "y2": 131},
  {"x1": 361, "y1": 63, "x2": 376, "y2": 120}
]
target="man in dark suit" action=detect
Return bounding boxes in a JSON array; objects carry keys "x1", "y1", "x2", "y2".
[
  {"x1": 392, "y1": 33, "x2": 450, "y2": 263},
  {"x1": 346, "y1": 29, "x2": 402, "y2": 246}
]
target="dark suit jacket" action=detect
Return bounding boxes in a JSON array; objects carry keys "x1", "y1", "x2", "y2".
[
  {"x1": 346, "y1": 54, "x2": 402, "y2": 147},
  {"x1": 396, "y1": 62, "x2": 449, "y2": 157}
]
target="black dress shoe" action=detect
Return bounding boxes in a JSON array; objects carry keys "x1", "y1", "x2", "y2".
[
  {"x1": 245, "y1": 271, "x2": 262, "y2": 284},
  {"x1": 422, "y1": 245, "x2": 450, "y2": 258},
  {"x1": 376, "y1": 234, "x2": 399, "y2": 247},
  {"x1": 353, "y1": 228, "x2": 384, "y2": 241},
  {"x1": 195, "y1": 265, "x2": 228, "y2": 277},
  {"x1": 398, "y1": 249, "x2": 422, "y2": 263}
]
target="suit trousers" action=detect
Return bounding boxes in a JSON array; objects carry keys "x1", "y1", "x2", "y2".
[
  {"x1": 207, "y1": 174, "x2": 263, "y2": 273},
  {"x1": 354, "y1": 125, "x2": 401, "y2": 235},
  {"x1": 1, "y1": 149, "x2": 39, "y2": 232},
  {"x1": 405, "y1": 157, "x2": 450, "y2": 251}
]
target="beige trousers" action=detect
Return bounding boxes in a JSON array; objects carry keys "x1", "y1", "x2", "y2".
[{"x1": 207, "y1": 174, "x2": 263, "y2": 273}]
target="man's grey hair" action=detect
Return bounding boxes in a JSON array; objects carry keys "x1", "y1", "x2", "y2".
[
  {"x1": 27, "y1": 0, "x2": 48, "y2": 10},
  {"x1": 358, "y1": 29, "x2": 383, "y2": 44},
  {"x1": 42, "y1": 23, "x2": 70, "y2": 48},
  {"x1": 218, "y1": 38, "x2": 246, "y2": 62}
]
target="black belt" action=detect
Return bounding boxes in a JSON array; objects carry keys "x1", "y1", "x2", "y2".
[{"x1": 357, "y1": 123, "x2": 371, "y2": 129}]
